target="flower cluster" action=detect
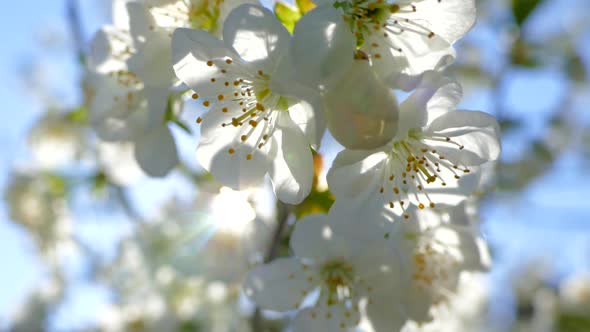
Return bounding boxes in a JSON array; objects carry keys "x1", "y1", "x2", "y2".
[{"x1": 87, "y1": 0, "x2": 500, "y2": 330}]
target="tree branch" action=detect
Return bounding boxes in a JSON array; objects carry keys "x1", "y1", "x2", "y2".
[
  {"x1": 66, "y1": 0, "x2": 86, "y2": 64},
  {"x1": 250, "y1": 201, "x2": 292, "y2": 331}
]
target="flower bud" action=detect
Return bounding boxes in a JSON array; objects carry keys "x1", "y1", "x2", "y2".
[{"x1": 323, "y1": 54, "x2": 399, "y2": 150}]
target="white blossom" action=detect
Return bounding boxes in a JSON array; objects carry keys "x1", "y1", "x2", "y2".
[
  {"x1": 244, "y1": 207, "x2": 403, "y2": 331},
  {"x1": 172, "y1": 4, "x2": 323, "y2": 204},
  {"x1": 327, "y1": 72, "x2": 500, "y2": 220},
  {"x1": 559, "y1": 273, "x2": 590, "y2": 316},
  {"x1": 368, "y1": 207, "x2": 489, "y2": 327},
  {"x1": 291, "y1": 0, "x2": 475, "y2": 88},
  {"x1": 27, "y1": 112, "x2": 84, "y2": 170}
]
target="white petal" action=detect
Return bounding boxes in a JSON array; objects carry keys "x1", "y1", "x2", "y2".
[
  {"x1": 364, "y1": 289, "x2": 407, "y2": 332},
  {"x1": 327, "y1": 149, "x2": 387, "y2": 199},
  {"x1": 291, "y1": 206, "x2": 390, "y2": 264},
  {"x1": 425, "y1": 110, "x2": 501, "y2": 165},
  {"x1": 87, "y1": 26, "x2": 130, "y2": 73},
  {"x1": 367, "y1": 31, "x2": 455, "y2": 82},
  {"x1": 243, "y1": 258, "x2": 318, "y2": 311},
  {"x1": 291, "y1": 5, "x2": 355, "y2": 87},
  {"x1": 410, "y1": 0, "x2": 477, "y2": 44},
  {"x1": 288, "y1": 99, "x2": 325, "y2": 150},
  {"x1": 269, "y1": 113, "x2": 314, "y2": 204},
  {"x1": 289, "y1": 214, "x2": 341, "y2": 262},
  {"x1": 291, "y1": 305, "x2": 359, "y2": 332},
  {"x1": 126, "y1": 3, "x2": 174, "y2": 87},
  {"x1": 431, "y1": 224, "x2": 487, "y2": 271},
  {"x1": 172, "y1": 28, "x2": 239, "y2": 97},
  {"x1": 196, "y1": 106, "x2": 270, "y2": 190},
  {"x1": 133, "y1": 125, "x2": 178, "y2": 177},
  {"x1": 269, "y1": 53, "x2": 325, "y2": 149},
  {"x1": 222, "y1": 4, "x2": 290, "y2": 68},
  {"x1": 144, "y1": 86, "x2": 170, "y2": 128},
  {"x1": 396, "y1": 72, "x2": 462, "y2": 138},
  {"x1": 112, "y1": 0, "x2": 132, "y2": 30}
]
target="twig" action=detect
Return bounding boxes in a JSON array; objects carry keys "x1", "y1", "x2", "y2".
[
  {"x1": 66, "y1": 0, "x2": 86, "y2": 64},
  {"x1": 250, "y1": 201, "x2": 292, "y2": 331},
  {"x1": 114, "y1": 185, "x2": 146, "y2": 226}
]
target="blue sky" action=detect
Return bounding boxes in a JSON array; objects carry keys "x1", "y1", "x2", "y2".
[{"x1": 0, "y1": 0, "x2": 589, "y2": 330}]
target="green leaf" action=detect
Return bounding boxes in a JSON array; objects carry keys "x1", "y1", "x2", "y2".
[
  {"x1": 274, "y1": 2, "x2": 301, "y2": 33},
  {"x1": 557, "y1": 314, "x2": 590, "y2": 332},
  {"x1": 512, "y1": 0, "x2": 543, "y2": 26},
  {"x1": 67, "y1": 106, "x2": 88, "y2": 124}
]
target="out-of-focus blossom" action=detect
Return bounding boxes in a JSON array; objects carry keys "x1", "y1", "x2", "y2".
[
  {"x1": 3, "y1": 172, "x2": 72, "y2": 252},
  {"x1": 7, "y1": 278, "x2": 64, "y2": 332},
  {"x1": 559, "y1": 273, "x2": 590, "y2": 316},
  {"x1": 27, "y1": 112, "x2": 84, "y2": 170},
  {"x1": 97, "y1": 141, "x2": 145, "y2": 186}
]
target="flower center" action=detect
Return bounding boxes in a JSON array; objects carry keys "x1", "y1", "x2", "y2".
[
  {"x1": 336, "y1": 0, "x2": 439, "y2": 57},
  {"x1": 320, "y1": 260, "x2": 355, "y2": 305},
  {"x1": 407, "y1": 232, "x2": 459, "y2": 302},
  {"x1": 378, "y1": 128, "x2": 471, "y2": 219},
  {"x1": 149, "y1": 0, "x2": 224, "y2": 33},
  {"x1": 188, "y1": 0, "x2": 224, "y2": 31},
  {"x1": 193, "y1": 57, "x2": 291, "y2": 160}
]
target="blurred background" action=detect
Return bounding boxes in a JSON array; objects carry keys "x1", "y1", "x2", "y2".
[{"x1": 0, "y1": 0, "x2": 589, "y2": 331}]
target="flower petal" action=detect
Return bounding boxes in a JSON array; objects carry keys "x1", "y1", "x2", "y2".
[
  {"x1": 327, "y1": 149, "x2": 387, "y2": 199},
  {"x1": 196, "y1": 105, "x2": 270, "y2": 190},
  {"x1": 396, "y1": 72, "x2": 462, "y2": 138},
  {"x1": 410, "y1": 0, "x2": 477, "y2": 44},
  {"x1": 289, "y1": 214, "x2": 341, "y2": 262},
  {"x1": 222, "y1": 4, "x2": 290, "y2": 68},
  {"x1": 269, "y1": 113, "x2": 314, "y2": 204},
  {"x1": 133, "y1": 124, "x2": 178, "y2": 177},
  {"x1": 243, "y1": 258, "x2": 318, "y2": 311},
  {"x1": 291, "y1": 305, "x2": 359, "y2": 332},
  {"x1": 126, "y1": 2, "x2": 174, "y2": 87},
  {"x1": 291, "y1": 5, "x2": 355, "y2": 88},
  {"x1": 364, "y1": 286, "x2": 407, "y2": 332},
  {"x1": 172, "y1": 28, "x2": 239, "y2": 97},
  {"x1": 425, "y1": 110, "x2": 501, "y2": 165},
  {"x1": 288, "y1": 99, "x2": 325, "y2": 150}
]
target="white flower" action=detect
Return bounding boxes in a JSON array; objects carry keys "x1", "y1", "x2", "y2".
[
  {"x1": 97, "y1": 141, "x2": 146, "y2": 186},
  {"x1": 244, "y1": 209, "x2": 403, "y2": 331},
  {"x1": 86, "y1": 26, "x2": 179, "y2": 177},
  {"x1": 3, "y1": 173, "x2": 71, "y2": 252},
  {"x1": 400, "y1": 273, "x2": 489, "y2": 332},
  {"x1": 27, "y1": 113, "x2": 84, "y2": 170},
  {"x1": 126, "y1": 0, "x2": 257, "y2": 88},
  {"x1": 291, "y1": 0, "x2": 475, "y2": 87},
  {"x1": 375, "y1": 207, "x2": 489, "y2": 326},
  {"x1": 559, "y1": 273, "x2": 590, "y2": 316},
  {"x1": 172, "y1": 4, "x2": 323, "y2": 204},
  {"x1": 327, "y1": 72, "x2": 500, "y2": 219},
  {"x1": 135, "y1": 186, "x2": 273, "y2": 284},
  {"x1": 146, "y1": 0, "x2": 256, "y2": 36}
]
